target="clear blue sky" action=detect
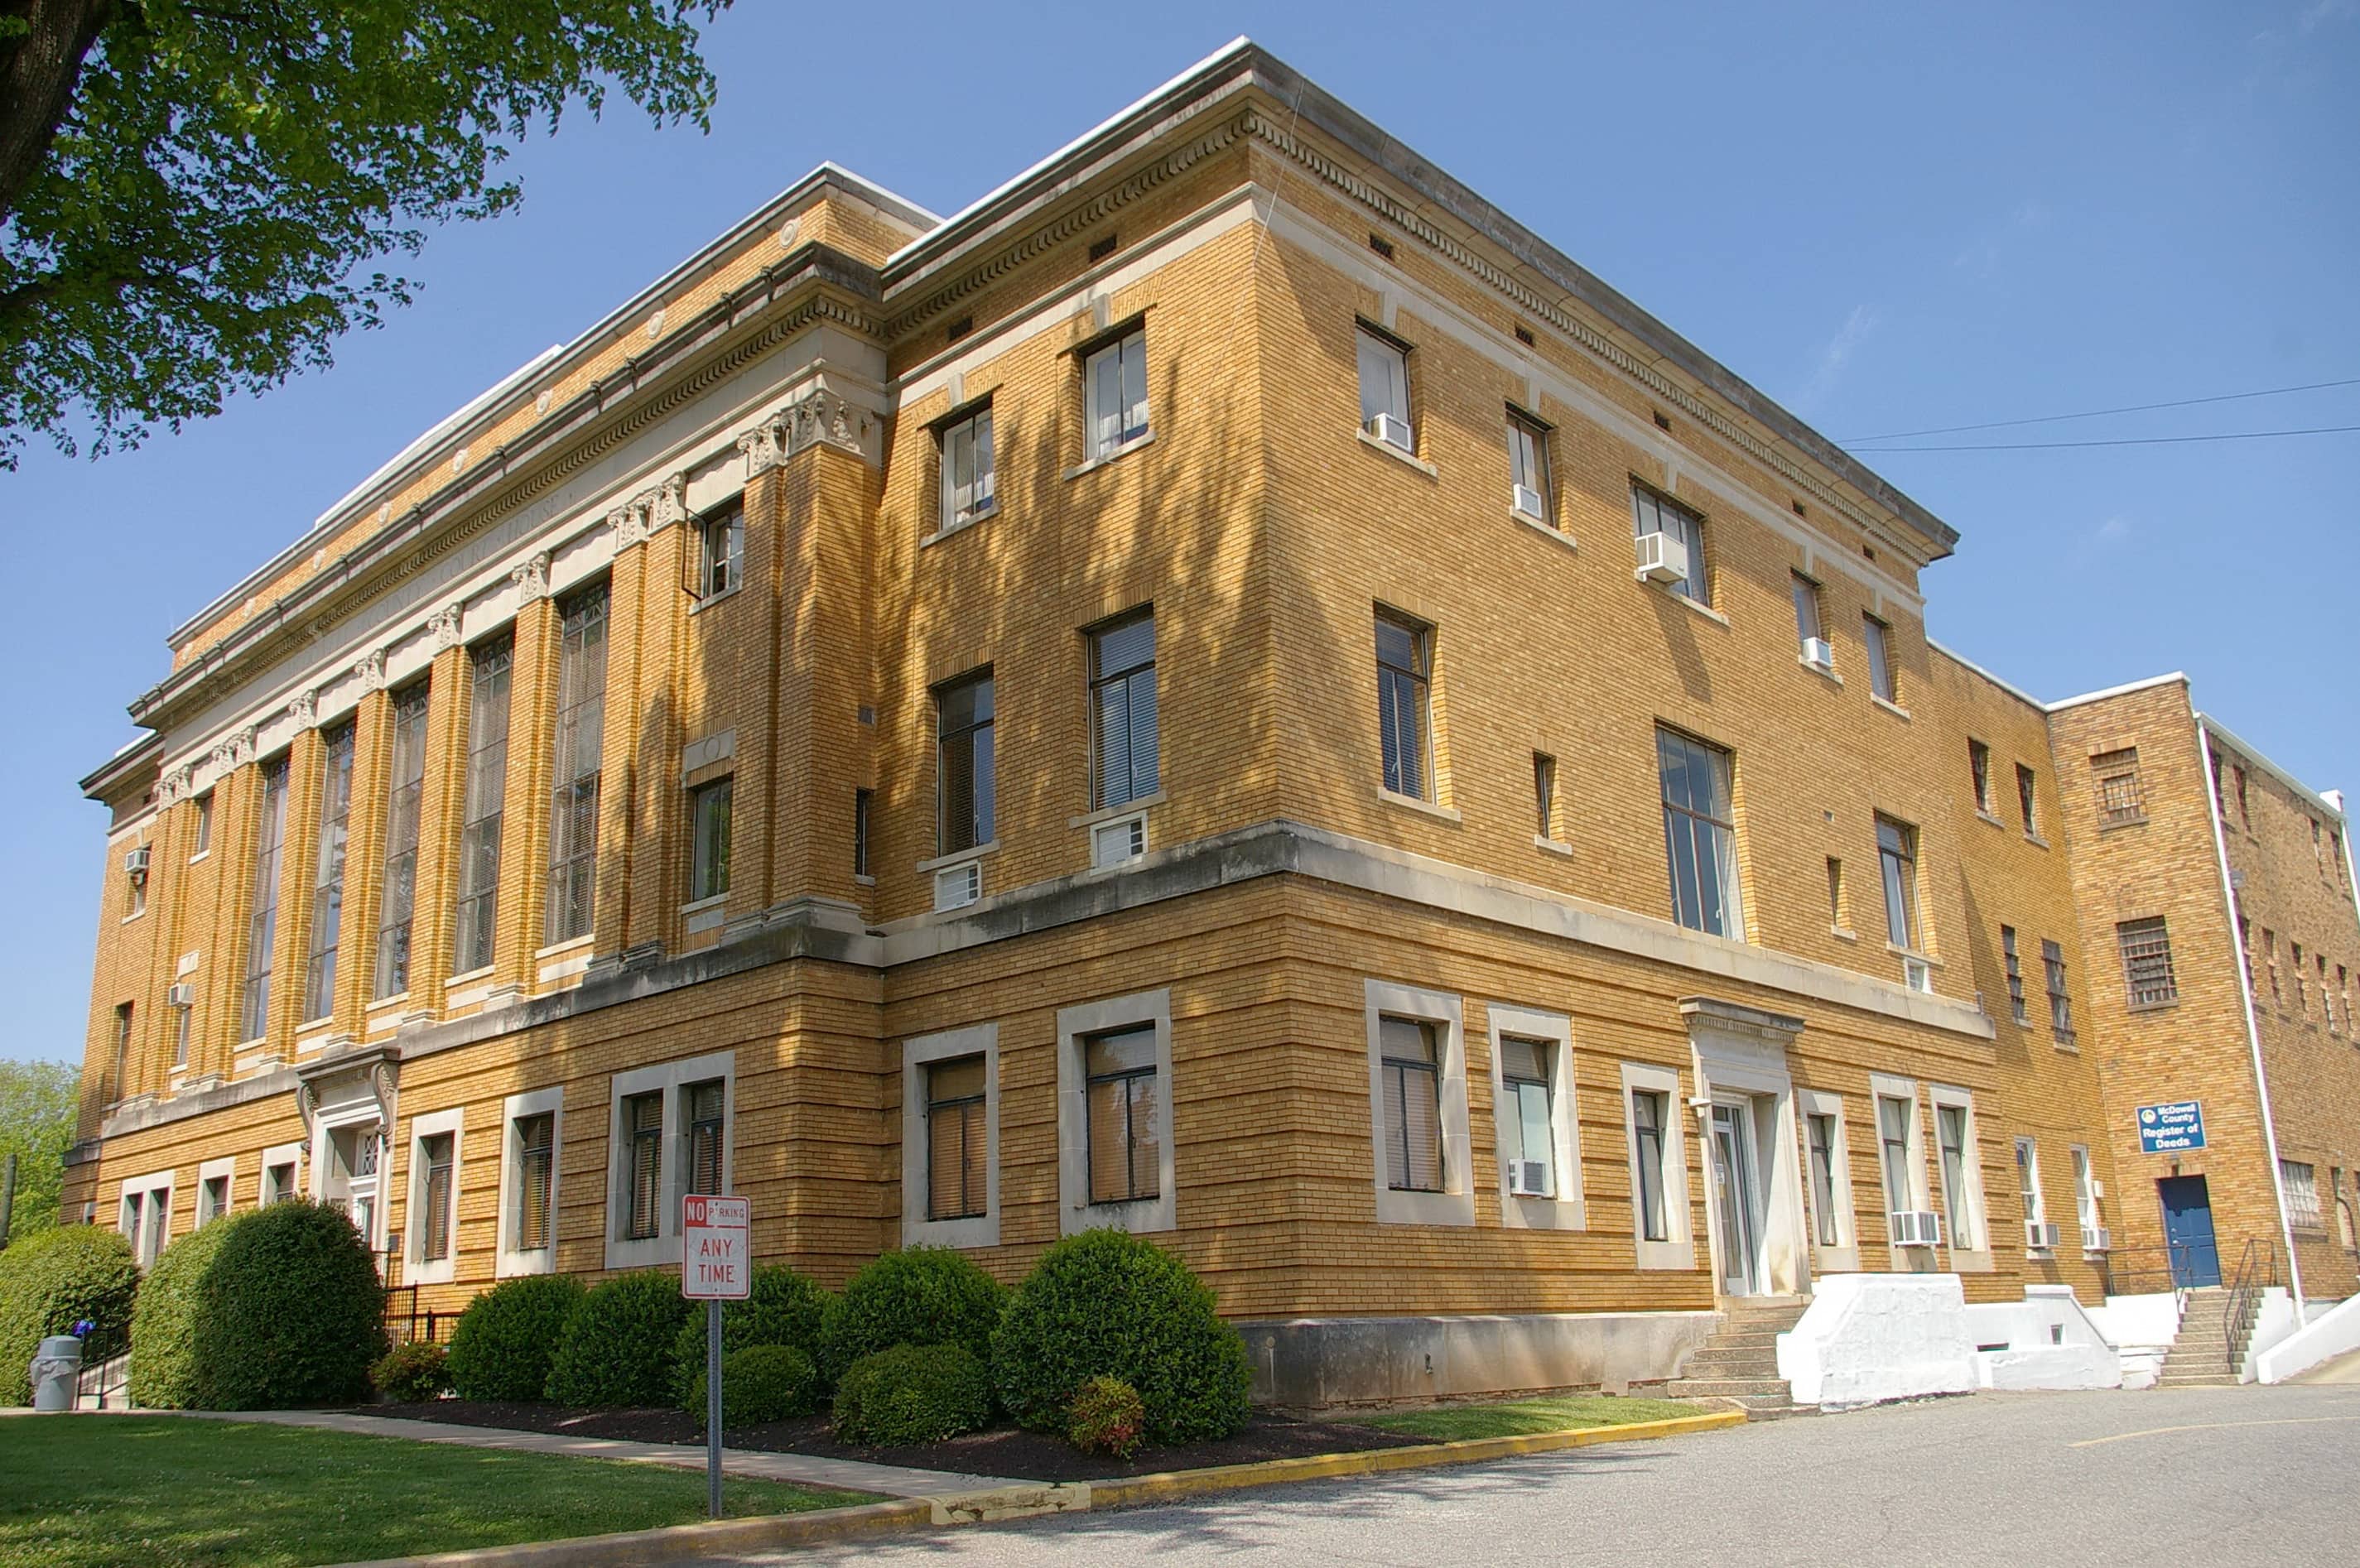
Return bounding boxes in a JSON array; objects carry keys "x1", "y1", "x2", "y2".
[{"x1": 5, "y1": 2, "x2": 2354, "y2": 1065}]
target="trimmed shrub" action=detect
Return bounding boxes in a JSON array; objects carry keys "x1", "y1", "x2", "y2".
[
  {"x1": 1067, "y1": 1373, "x2": 1147, "y2": 1459},
  {"x1": 544, "y1": 1270, "x2": 691, "y2": 1407},
  {"x1": 991, "y1": 1229, "x2": 1250, "y2": 1445},
  {"x1": 668, "y1": 1263, "x2": 831, "y2": 1405},
  {"x1": 684, "y1": 1343, "x2": 821, "y2": 1429},
  {"x1": 372, "y1": 1341, "x2": 451, "y2": 1402},
  {"x1": 183, "y1": 1199, "x2": 388, "y2": 1409},
  {"x1": 0, "y1": 1225, "x2": 140, "y2": 1406},
  {"x1": 126, "y1": 1214, "x2": 239, "y2": 1409},
  {"x1": 831, "y1": 1343, "x2": 993, "y2": 1447},
  {"x1": 446, "y1": 1274, "x2": 584, "y2": 1403},
  {"x1": 816, "y1": 1247, "x2": 1004, "y2": 1382}
]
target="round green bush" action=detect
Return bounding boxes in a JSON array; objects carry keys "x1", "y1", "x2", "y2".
[
  {"x1": 684, "y1": 1343, "x2": 821, "y2": 1428},
  {"x1": 1067, "y1": 1373, "x2": 1146, "y2": 1459},
  {"x1": 371, "y1": 1341, "x2": 451, "y2": 1402},
  {"x1": 0, "y1": 1225, "x2": 140, "y2": 1406},
  {"x1": 831, "y1": 1343, "x2": 993, "y2": 1446},
  {"x1": 543, "y1": 1270, "x2": 691, "y2": 1407},
  {"x1": 816, "y1": 1247, "x2": 1004, "y2": 1382},
  {"x1": 184, "y1": 1198, "x2": 388, "y2": 1409},
  {"x1": 991, "y1": 1229, "x2": 1250, "y2": 1445},
  {"x1": 669, "y1": 1263, "x2": 831, "y2": 1405},
  {"x1": 126, "y1": 1214, "x2": 239, "y2": 1409},
  {"x1": 446, "y1": 1274, "x2": 584, "y2": 1403}
]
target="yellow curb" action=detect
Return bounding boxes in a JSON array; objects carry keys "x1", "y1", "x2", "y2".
[
  {"x1": 924, "y1": 1482, "x2": 1094, "y2": 1524},
  {"x1": 1088, "y1": 1409, "x2": 1748, "y2": 1509},
  {"x1": 330, "y1": 1498, "x2": 932, "y2": 1568}
]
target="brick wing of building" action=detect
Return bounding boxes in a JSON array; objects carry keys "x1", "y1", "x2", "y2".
[{"x1": 65, "y1": 41, "x2": 2360, "y2": 1407}]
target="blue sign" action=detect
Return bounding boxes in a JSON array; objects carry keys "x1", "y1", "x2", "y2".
[{"x1": 2138, "y1": 1100, "x2": 2207, "y2": 1154}]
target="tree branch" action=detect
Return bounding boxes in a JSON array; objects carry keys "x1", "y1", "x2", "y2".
[{"x1": 0, "y1": 0, "x2": 119, "y2": 225}]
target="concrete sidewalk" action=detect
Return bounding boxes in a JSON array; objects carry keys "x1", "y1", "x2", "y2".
[{"x1": 157, "y1": 1407, "x2": 1018, "y2": 1498}]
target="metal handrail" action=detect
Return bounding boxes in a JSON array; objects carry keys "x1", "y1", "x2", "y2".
[
  {"x1": 2098, "y1": 1241, "x2": 2210, "y2": 1301},
  {"x1": 2221, "y1": 1237, "x2": 2281, "y2": 1371}
]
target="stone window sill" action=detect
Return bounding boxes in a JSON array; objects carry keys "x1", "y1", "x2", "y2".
[
  {"x1": 1800, "y1": 655, "x2": 1842, "y2": 686},
  {"x1": 1650, "y1": 583, "x2": 1730, "y2": 628},
  {"x1": 918, "y1": 841, "x2": 998, "y2": 875},
  {"x1": 1534, "y1": 835, "x2": 1573, "y2": 857},
  {"x1": 1380, "y1": 787, "x2": 1462, "y2": 823},
  {"x1": 1511, "y1": 510, "x2": 1577, "y2": 551},
  {"x1": 921, "y1": 505, "x2": 998, "y2": 549},
  {"x1": 687, "y1": 582, "x2": 744, "y2": 616},
  {"x1": 1871, "y1": 694, "x2": 1912, "y2": 722},
  {"x1": 1065, "y1": 431, "x2": 1154, "y2": 479},
  {"x1": 1356, "y1": 426, "x2": 1438, "y2": 477}
]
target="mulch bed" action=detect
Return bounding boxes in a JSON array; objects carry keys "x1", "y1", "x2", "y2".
[{"x1": 360, "y1": 1399, "x2": 1428, "y2": 1483}]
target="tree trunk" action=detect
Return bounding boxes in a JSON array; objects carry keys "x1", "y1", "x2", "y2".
[{"x1": 0, "y1": 0, "x2": 115, "y2": 226}]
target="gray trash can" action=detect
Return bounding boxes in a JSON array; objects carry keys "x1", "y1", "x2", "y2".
[{"x1": 30, "y1": 1335, "x2": 82, "y2": 1412}]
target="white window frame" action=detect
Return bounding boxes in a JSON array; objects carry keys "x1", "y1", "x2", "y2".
[
  {"x1": 1619, "y1": 1061, "x2": 1693, "y2": 1268},
  {"x1": 404, "y1": 1107, "x2": 465, "y2": 1287},
  {"x1": 1929, "y1": 1083, "x2": 1990, "y2": 1265},
  {"x1": 1365, "y1": 980, "x2": 1475, "y2": 1227},
  {"x1": 1057, "y1": 991, "x2": 1176, "y2": 1236},
  {"x1": 937, "y1": 404, "x2": 996, "y2": 532},
  {"x1": 196, "y1": 1155, "x2": 236, "y2": 1225},
  {"x1": 1870, "y1": 1072, "x2": 1930, "y2": 1261},
  {"x1": 1356, "y1": 325, "x2": 1413, "y2": 446},
  {"x1": 494, "y1": 1087, "x2": 565, "y2": 1277},
  {"x1": 1799, "y1": 1088, "x2": 1858, "y2": 1269},
  {"x1": 1082, "y1": 327, "x2": 1151, "y2": 462},
  {"x1": 2070, "y1": 1143, "x2": 2102, "y2": 1245},
  {"x1": 119, "y1": 1169, "x2": 174, "y2": 1267},
  {"x1": 604, "y1": 1048, "x2": 735, "y2": 1270},
  {"x1": 261, "y1": 1141, "x2": 305, "y2": 1205},
  {"x1": 1485, "y1": 1003, "x2": 1582, "y2": 1229},
  {"x1": 903, "y1": 1024, "x2": 1000, "y2": 1248}
]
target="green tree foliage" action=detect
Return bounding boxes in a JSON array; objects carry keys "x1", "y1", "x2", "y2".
[
  {"x1": 0, "y1": 1224, "x2": 140, "y2": 1404},
  {"x1": 0, "y1": 2, "x2": 728, "y2": 468},
  {"x1": 0, "y1": 1061, "x2": 79, "y2": 1245}
]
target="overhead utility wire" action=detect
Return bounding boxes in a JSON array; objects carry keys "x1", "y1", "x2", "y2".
[
  {"x1": 1839, "y1": 377, "x2": 2360, "y2": 445},
  {"x1": 1843, "y1": 423, "x2": 2360, "y2": 453}
]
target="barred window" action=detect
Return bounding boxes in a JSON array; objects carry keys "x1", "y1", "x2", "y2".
[
  {"x1": 374, "y1": 681, "x2": 431, "y2": 999},
  {"x1": 1380, "y1": 1016, "x2": 1444, "y2": 1194},
  {"x1": 2093, "y1": 748, "x2": 2145, "y2": 825},
  {"x1": 2002, "y1": 926, "x2": 2028, "y2": 1023},
  {"x1": 514, "y1": 1112, "x2": 555, "y2": 1253},
  {"x1": 1375, "y1": 611, "x2": 1433, "y2": 801},
  {"x1": 1084, "y1": 1025, "x2": 1159, "y2": 1205},
  {"x1": 2282, "y1": 1160, "x2": 2322, "y2": 1229},
  {"x1": 2044, "y1": 939, "x2": 2074, "y2": 1041},
  {"x1": 925, "y1": 1056, "x2": 989, "y2": 1221},
  {"x1": 2117, "y1": 917, "x2": 2178, "y2": 1008},
  {"x1": 453, "y1": 637, "x2": 513, "y2": 975},
  {"x1": 547, "y1": 584, "x2": 609, "y2": 944}
]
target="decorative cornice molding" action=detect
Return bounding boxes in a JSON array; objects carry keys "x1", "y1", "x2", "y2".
[
  {"x1": 353, "y1": 650, "x2": 387, "y2": 693},
  {"x1": 160, "y1": 764, "x2": 195, "y2": 806},
  {"x1": 427, "y1": 601, "x2": 465, "y2": 652},
  {"x1": 511, "y1": 551, "x2": 551, "y2": 603},
  {"x1": 287, "y1": 688, "x2": 319, "y2": 730},
  {"x1": 739, "y1": 386, "x2": 882, "y2": 473}
]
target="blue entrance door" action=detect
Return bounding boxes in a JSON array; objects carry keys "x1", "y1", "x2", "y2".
[{"x1": 2159, "y1": 1176, "x2": 2221, "y2": 1287}]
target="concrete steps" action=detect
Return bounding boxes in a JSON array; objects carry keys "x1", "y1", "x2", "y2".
[
  {"x1": 2153, "y1": 1287, "x2": 2261, "y2": 1388},
  {"x1": 1665, "y1": 1297, "x2": 1814, "y2": 1416}
]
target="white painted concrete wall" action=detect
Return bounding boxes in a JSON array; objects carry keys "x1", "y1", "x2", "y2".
[
  {"x1": 2256, "y1": 1293, "x2": 2360, "y2": 1383},
  {"x1": 1963, "y1": 1285, "x2": 2122, "y2": 1392},
  {"x1": 2088, "y1": 1292, "x2": 2179, "y2": 1391},
  {"x1": 2241, "y1": 1288, "x2": 2300, "y2": 1381},
  {"x1": 1777, "y1": 1272, "x2": 1977, "y2": 1410}
]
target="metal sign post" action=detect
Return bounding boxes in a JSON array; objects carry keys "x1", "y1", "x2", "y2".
[{"x1": 681, "y1": 1194, "x2": 750, "y2": 1519}]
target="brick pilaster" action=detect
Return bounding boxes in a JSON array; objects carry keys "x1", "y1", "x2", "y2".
[
  {"x1": 492, "y1": 593, "x2": 559, "y2": 998},
  {"x1": 406, "y1": 644, "x2": 471, "y2": 1019}
]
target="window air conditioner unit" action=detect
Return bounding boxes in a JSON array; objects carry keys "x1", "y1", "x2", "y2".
[
  {"x1": 1511, "y1": 483, "x2": 1546, "y2": 520},
  {"x1": 1507, "y1": 1159, "x2": 1552, "y2": 1198},
  {"x1": 1801, "y1": 636, "x2": 1835, "y2": 669},
  {"x1": 1889, "y1": 1209, "x2": 1943, "y2": 1248},
  {"x1": 1091, "y1": 815, "x2": 1146, "y2": 870},
  {"x1": 166, "y1": 983, "x2": 195, "y2": 1008},
  {"x1": 1902, "y1": 957, "x2": 1933, "y2": 993},
  {"x1": 1634, "y1": 530, "x2": 1688, "y2": 584},
  {"x1": 932, "y1": 861, "x2": 981, "y2": 913},
  {"x1": 124, "y1": 846, "x2": 152, "y2": 879},
  {"x1": 1364, "y1": 411, "x2": 1414, "y2": 452},
  {"x1": 2025, "y1": 1220, "x2": 2062, "y2": 1251},
  {"x1": 2080, "y1": 1225, "x2": 2112, "y2": 1253}
]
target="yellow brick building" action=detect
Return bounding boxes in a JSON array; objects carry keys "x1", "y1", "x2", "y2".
[{"x1": 60, "y1": 43, "x2": 2357, "y2": 1402}]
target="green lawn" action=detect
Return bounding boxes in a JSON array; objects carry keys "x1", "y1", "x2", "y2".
[
  {"x1": 1351, "y1": 1393, "x2": 1706, "y2": 1443},
  {"x1": 0, "y1": 1416, "x2": 875, "y2": 1568}
]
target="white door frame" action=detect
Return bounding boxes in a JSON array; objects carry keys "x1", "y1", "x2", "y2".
[
  {"x1": 1708, "y1": 1096, "x2": 1768, "y2": 1296},
  {"x1": 1684, "y1": 998, "x2": 1810, "y2": 1298}
]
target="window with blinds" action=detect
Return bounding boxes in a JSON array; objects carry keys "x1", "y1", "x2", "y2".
[
  {"x1": 926, "y1": 1056, "x2": 989, "y2": 1221},
  {"x1": 305, "y1": 723, "x2": 356, "y2": 1021},
  {"x1": 2117, "y1": 916, "x2": 2179, "y2": 1009},
  {"x1": 1375, "y1": 611, "x2": 1433, "y2": 801},
  {"x1": 1380, "y1": 1016, "x2": 1443, "y2": 1194},
  {"x1": 514, "y1": 1113, "x2": 555, "y2": 1252},
  {"x1": 1085, "y1": 1026, "x2": 1159, "y2": 1205},
  {"x1": 1089, "y1": 612, "x2": 1158, "y2": 811},
  {"x1": 935, "y1": 670, "x2": 995, "y2": 854},
  {"x1": 624, "y1": 1090, "x2": 662, "y2": 1240},
  {"x1": 546, "y1": 584, "x2": 609, "y2": 944},
  {"x1": 453, "y1": 637, "x2": 512, "y2": 974},
  {"x1": 374, "y1": 681, "x2": 430, "y2": 998},
  {"x1": 418, "y1": 1132, "x2": 455, "y2": 1262},
  {"x1": 684, "y1": 1080, "x2": 725, "y2": 1199}
]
